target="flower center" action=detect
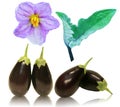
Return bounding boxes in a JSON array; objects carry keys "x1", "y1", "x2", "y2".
[{"x1": 30, "y1": 14, "x2": 40, "y2": 27}]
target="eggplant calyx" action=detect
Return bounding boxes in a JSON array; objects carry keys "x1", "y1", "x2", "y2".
[
  {"x1": 35, "y1": 47, "x2": 46, "y2": 68},
  {"x1": 35, "y1": 59, "x2": 46, "y2": 68},
  {"x1": 18, "y1": 44, "x2": 30, "y2": 65},
  {"x1": 79, "y1": 57, "x2": 93, "y2": 74},
  {"x1": 97, "y1": 80, "x2": 112, "y2": 94}
]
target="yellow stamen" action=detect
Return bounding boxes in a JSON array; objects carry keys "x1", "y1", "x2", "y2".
[{"x1": 30, "y1": 14, "x2": 40, "y2": 27}]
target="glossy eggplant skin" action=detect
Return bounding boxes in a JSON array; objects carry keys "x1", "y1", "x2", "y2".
[
  {"x1": 32, "y1": 63, "x2": 53, "y2": 96},
  {"x1": 55, "y1": 66, "x2": 84, "y2": 97},
  {"x1": 9, "y1": 61, "x2": 31, "y2": 96},
  {"x1": 79, "y1": 70, "x2": 104, "y2": 91}
]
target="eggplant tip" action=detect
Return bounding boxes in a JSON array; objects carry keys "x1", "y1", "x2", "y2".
[{"x1": 105, "y1": 88, "x2": 113, "y2": 95}]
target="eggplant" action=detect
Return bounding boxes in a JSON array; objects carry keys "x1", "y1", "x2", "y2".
[
  {"x1": 79, "y1": 70, "x2": 112, "y2": 94},
  {"x1": 9, "y1": 44, "x2": 31, "y2": 96},
  {"x1": 55, "y1": 58, "x2": 92, "y2": 97},
  {"x1": 32, "y1": 47, "x2": 53, "y2": 96}
]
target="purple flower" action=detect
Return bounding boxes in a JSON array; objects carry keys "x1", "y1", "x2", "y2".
[{"x1": 14, "y1": 2, "x2": 59, "y2": 45}]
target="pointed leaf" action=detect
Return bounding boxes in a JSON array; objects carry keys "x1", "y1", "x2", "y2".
[
  {"x1": 56, "y1": 12, "x2": 75, "y2": 61},
  {"x1": 73, "y1": 9, "x2": 116, "y2": 40},
  {"x1": 56, "y1": 12, "x2": 74, "y2": 46},
  {"x1": 56, "y1": 9, "x2": 116, "y2": 61}
]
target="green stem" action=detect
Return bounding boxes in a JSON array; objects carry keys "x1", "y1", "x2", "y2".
[
  {"x1": 84, "y1": 57, "x2": 93, "y2": 68},
  {"x1": 18, "y1": 44, "x2": 30, "y2": 65},
  {"x1": 40, "y1": 47, "x2": 44, "y2": 59},
  {"x1": 79, "y1": 57, "x2": 93, "y2": 74},
  {"x1": 67, "y1": 46, "x2": 74, "y2": 61},
  {"x1": 105, "y1": 87, "x2": 113, "y2": 95},
  {"x1": 35, "y1": 47, "x2": 46, "y2": 68},
  {"x1": 24, "y1": 44, "x2": 29, "y2": 57}
]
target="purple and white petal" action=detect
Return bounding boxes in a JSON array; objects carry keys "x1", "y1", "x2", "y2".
[
  {"x1": 14, "y1": 2, "x2": 60, "y2": 45},
  {"x1": 40, "y1": 16, "x2": 59, "y2": 30},
  {"x1": 27, "y1": 26, "x2": 49, "y2": 45},
  {"x1": 14, "y1": 22, "x2": 32, "y2": 38},
  {"x1": 35, "y1": 2, "x2": 52, "y2": 17},
  {"x1": 15, "y1": 2, "x2": 34, "y2": 21}
]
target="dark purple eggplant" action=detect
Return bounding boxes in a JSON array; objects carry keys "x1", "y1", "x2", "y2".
[
  {"x1": 32, "y1": 47, "x2": 53, "y2": 96},
  {"x1": 79, "y1": 70, "x2": 112, "y2": 94},
  {"x1": 55, "y1": 58, "x2": 92, "y2": 97},
  {"x1": 9, "y1": 44, "x2": 31, "y2": 96}
]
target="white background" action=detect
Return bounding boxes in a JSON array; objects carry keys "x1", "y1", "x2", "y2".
[{"x1": 0, "y1": 0, "x2": 120, "y2": 107}]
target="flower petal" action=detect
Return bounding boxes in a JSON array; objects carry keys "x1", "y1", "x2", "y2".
[
  {"x1": 14, "y1": 21, "x2": 32, "y2": 38},
  {"x1": 27, "y1": 26, "x2": 49, "y2": 45},
  {"x1": 15, "y1": 2, "x2": 34, "y2": 21},
  {"x1": 40, "y1": 16, "x2": 59, "y2": 30},
  {"x1": 35, "y1": 2, "x2": 52, "y2": 17}
]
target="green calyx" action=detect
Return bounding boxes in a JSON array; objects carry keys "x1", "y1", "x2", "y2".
[
  {"x1": 79, "y1": 57, "x2": 93, "y2": 74},
  {"x1": 35, "y1": 47, "x2": 46, "y2": 68},
  {"x1": 18, "y1": 44, "x2": 30, "y2": 65},
  {"x1": 97, "y1": 80, "x2": 112, "y2": 94}
]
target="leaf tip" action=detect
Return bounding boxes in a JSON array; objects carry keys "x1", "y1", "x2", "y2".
[
  {"x1": 111, "y1": 9, "x2": 117, "y2": 14},
  {"x1": 56, "y1": 11, "x2": 59, "y2": 15},
  {"x1": 56, "y1": 12, "x2": 63, "y2": 17}
]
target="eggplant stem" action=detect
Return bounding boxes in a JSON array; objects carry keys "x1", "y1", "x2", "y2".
[
  {"x1": 84, "y1": 57, "x2": 93, "y2": 68},
  {"x1": 35, "y1": 47, "x2": 46, "y2": 68},
  {"x1": 67, "y1": 46, "x2": 74, "y2": 61},
  {"x1": 40, "y1": 47, "x2": 44, "y2": 59},
  {"x1": 84, "y1": 57, "x2": 93, "y2": 74},
  {"x1": 24, "y1": 44, "x2": 29, "y2": 57},
  {"x1": 105, "y1": 88, "x2": 113, "y2": 95},
  {"x1": 79, "y1": 57, "x2": 93, "y2": 74},
  {"x1": 18, "y1": 44, "x2": 30, "y2": 65}
]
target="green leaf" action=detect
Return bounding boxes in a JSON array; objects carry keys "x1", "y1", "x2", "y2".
[
  {"x1": 56, "y1": 9, "x2": 116, "y2": 61},
  {"x1": 73, "y1": 9, "x2": 116, "y2": 41},
  {"x1": 56, "y1": 12, "x2": 74, "y2": 46},
  {"x1": 56, "y1": 12, "x2": 75, "y2": 61}
]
